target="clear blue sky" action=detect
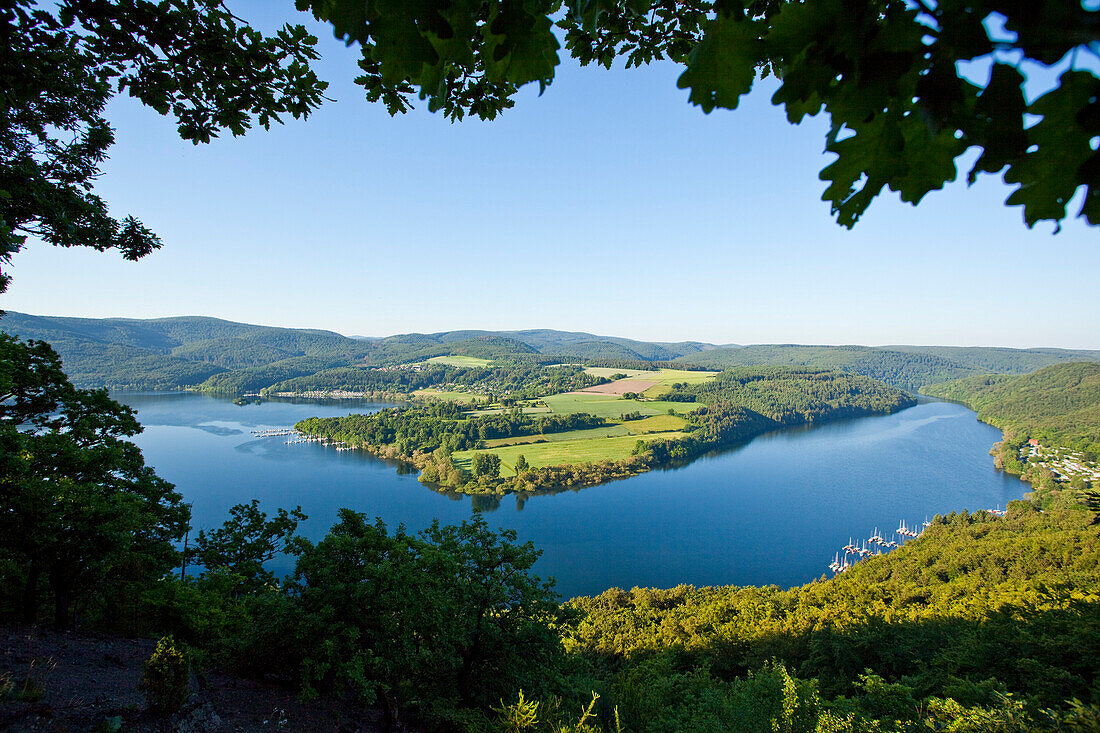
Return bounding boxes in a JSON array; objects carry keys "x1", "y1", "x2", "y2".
[{"x1": 2, "y1": 2, "x2": 1098, "y2": 348}]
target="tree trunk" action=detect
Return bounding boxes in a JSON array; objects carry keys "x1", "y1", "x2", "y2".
[
  {"x1": 52, "y1": 579, "x2": 72, "y2": 629},
  {"x1": 376, "y1": 685, "x2": 398, "y2": 731},
  {"x1": 20, "y1": 564, "x2": 40, "y2": 624}
]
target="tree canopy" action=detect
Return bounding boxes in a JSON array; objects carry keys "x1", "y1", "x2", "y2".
[
  {"x1": 2, "y1": 1, "x2": 1095, "y2": 299},
  {"x1": 0, "y1": 0, "x2": 328, "y2": 293},
  {"x1": 297, "y1": 0, "x2": 1100, "y2": 231},
  {"x1": 0, "y1": 333, "x2": 190, "y2": 627}
]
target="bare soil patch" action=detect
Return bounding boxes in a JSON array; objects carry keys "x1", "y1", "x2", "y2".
[{"x1": 1, "y1": 625, "x2": 395, "y2": 732}]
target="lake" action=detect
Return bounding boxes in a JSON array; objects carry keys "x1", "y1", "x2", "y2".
[{"x1": 117, "y1": 392, "x2": 1027, "y2": 600}]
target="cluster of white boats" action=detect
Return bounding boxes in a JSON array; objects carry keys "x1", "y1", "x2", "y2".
[
  {"x1": 252, "y1": 427, "x2": 353, "y2": 449},
  {"x1": 828, "y1": 519, "x2": 929, "y2": 574},
  {"x1": 828, "y1": 507, "x2": 1008, "y2": 574}
]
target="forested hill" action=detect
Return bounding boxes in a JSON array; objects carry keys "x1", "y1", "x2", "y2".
[
  {"x1": 0, "y1": 312, "x2": 369, "y2": 390},
  {"x1": 674, "y1": 344, "x2": 1100, "y2": 392},
  {"x1": 922, "y1": 362, "x2": 1100, "y2": 455},
  {"x1": 885, "y1": 345, "x2": 1100, "y2": 374},
  {"x1": 0, "y1": 312, "x2": 542, "y2": 391},
  {"x1": 4, "y1": 311, "x2": 1099, "y2": 394}
]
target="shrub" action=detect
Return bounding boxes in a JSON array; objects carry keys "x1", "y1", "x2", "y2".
[{"x1": 143, "y1": 636, "x2": 189, "y2": 714}]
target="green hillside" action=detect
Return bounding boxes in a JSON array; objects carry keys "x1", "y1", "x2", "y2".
[
  {"x1": 674, "y1": 345, "x2": 977, "y2": 391},
  {"x1": 922, "y1": 362, "x2": 1100, "y2": 455},
  {"x1": 888, "y1": 345, "x2": 1100, "y2": 374},
  {"x1": 0, "y1": 312, "x2": 366, "y2": 390},
  {"x1": 675, "y1": 344, "x2": 1100, "y2": 392},
  {"x1": 5, "y1": 311, "x2": 1099, "y2": 396},
  {"x1": 561, "y1": 501, "x2": 1100, "y2": 731}
]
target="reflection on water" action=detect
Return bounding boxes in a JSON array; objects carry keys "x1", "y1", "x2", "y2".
[{"x1": 117, "y1": 392, "x2": 1028, "y2": 600}]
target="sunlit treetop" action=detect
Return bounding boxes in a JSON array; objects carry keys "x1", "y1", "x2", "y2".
[{"x1": 297, "y1": 0, "x2": 1100, "y2": 231}]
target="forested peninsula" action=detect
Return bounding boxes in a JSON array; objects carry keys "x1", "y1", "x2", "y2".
[{"x1": 294, "y1": 367, "x2": 915, "y2": 494}]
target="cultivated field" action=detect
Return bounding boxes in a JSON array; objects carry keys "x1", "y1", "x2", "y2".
[
  {"x1": 543, "y1": 392, "x2": 698, "y2": 418},
  {"x1": 444, "y1": 368, "x2": 710, "y2": 478},
  {"x1": 425, "y1": 355, "x2": 493, "y2": 367},
  {"x1": 622, "y1": 414, "x2": 687, "y2": 433},
  {"x1": 453, "y1": 430, "x2": 686, "y2": 477},
  {"x1": 581, "y1": 366, "x2": 720, "y2": 398},
  {"x1": 574, "y1": 379, "x2": 659, "y2": 395}
]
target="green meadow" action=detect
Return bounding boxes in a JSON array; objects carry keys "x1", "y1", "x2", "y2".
[
  {"x1": 453, "y1": 431, "x2": 685, "y2": 477},
  {"x1": 424, "y1": 355, "x2": 493, "y2": 367},
  {"x1": 443, "y1": 369, "x2": 709, "y2": 476},
  {"x1": 413, "y1": 388, "x2": 481, "y2": 403},
  {"x1": 483, "y1": 425, "x2": 633, "y2": 448},
  {"x1": 623, "y1": 414, "x2": 687, "y2": 433}
]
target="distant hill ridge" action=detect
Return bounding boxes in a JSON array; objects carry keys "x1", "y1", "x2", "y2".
[{"x1": 2, "y1": 311, "x2": 1098, "y2": 394}]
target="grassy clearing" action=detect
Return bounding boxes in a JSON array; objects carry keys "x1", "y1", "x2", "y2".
[
  {"x1": 624, "y1": 414, "x2": 687, "y2": 434},
  {"x1": 424, "y1": 355, "x2": 493, "y2": 367},
  {"x1": 453, "y1": 431, "x2": 685, "y2": 477},
  {"x1": 413, "y1": 388, "x2": 481, "y2": 403},
  {"x1": 543, "y1": 393, "x2": 698, "y2": 418},
  {"x1": 482, "y1": 425, "x2": 631, "y2": 448}
]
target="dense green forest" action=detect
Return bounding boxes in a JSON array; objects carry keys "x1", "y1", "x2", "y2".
[
  {"x1": 5, "y1": 312, "x2": 1098, "y2": 395},
  {"x1": 923, "y1": 362, "x2": 1100, "y2": 456},
  {"x1": 297, "y1": 402, "x2": 610, "y2": 456},
  {"x1": 675, "y1": 345, "x2": 1100, "y2": 392},
  {"x1": 267, "y1": 363, "x2": 600, "y2": 399},
  {"x1": 677, "y1": 345, "x2": 981, "y2": 392},
  {"x1": 296, "y1": 367, "x2": 914, "y2": 493},
  {"x1": 559, "y1": 501, "x2": 1100, "y2": 732},
  {"x1": 888, "y1": 345, "x2": 1100, "y2": 374},
  {"x1": 638, "y1": 368, "x2": 915, "y2": 468}
]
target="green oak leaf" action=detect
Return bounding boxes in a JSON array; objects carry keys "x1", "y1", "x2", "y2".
[
  {"x1": 967, "y1": 63, "x2": 1027, "y2": 183},
  {"x1": 820, "y1": 115, "x2": 903, "y2": 228},
  {"x1": 481, "y1": 0, "x2": 560, "y2": 87},
  {"x1": 676, "y1": 14, "x2": 762, "y2": 113},
  {"x1": 1005, "y1": 71, "x2": 1100, "y2": 229},
  {"x1": 367, "y1": 1, "x2": 443, "y2": 86},
  {"x1": 890, "y1": 112, "x2": 965, "y2": 204}
]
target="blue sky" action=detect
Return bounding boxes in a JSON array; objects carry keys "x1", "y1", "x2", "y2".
[{"x1": 2, "y1": 3, "x2": 1098, "y2": 348}]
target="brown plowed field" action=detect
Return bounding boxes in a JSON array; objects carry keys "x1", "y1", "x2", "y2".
[{"x1": 573, "y1": 379, "x2": 659, "y2": 395}]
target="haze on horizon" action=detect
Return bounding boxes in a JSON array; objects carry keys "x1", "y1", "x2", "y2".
[{"x1": 1, "y1": 1, "x2": 1097, "y2": 350}]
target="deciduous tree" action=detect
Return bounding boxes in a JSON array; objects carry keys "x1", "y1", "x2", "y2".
[
  {"x1": 0, "y1": 334, "x2": 189, "y2": 627},
  {"x1": 0, "y1": 0, "x2": 328, "y2": 292}
]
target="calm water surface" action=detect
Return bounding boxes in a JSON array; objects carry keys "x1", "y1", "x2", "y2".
[{"x1": 117, "y1": 393, "x2": 1026, "y2": 600}]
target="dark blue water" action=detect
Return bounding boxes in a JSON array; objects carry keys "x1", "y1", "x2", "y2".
[{"x1": 118, "y1": 393, "x2": 1026, "y2": 600}]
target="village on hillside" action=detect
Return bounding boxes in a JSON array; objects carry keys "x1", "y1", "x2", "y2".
[{"x1": 1021, "y1": 439, "x2": 1100, "y2": 487}]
